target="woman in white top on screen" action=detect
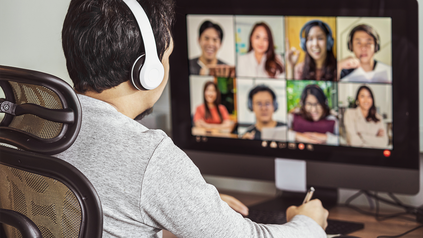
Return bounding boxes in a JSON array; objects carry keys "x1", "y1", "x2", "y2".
[
  {"x1": 338, "y1": 24, "x2": 392, "y2": 83},
  {"x1": 237, "y1": 22, "x2": 285, "y2": 78},
  {"x1": 286, "y1": 20, "x2": 337, "y2": 81},
  {"x1": 343, "y1": 85, "x2": 388, "y2": 148}
]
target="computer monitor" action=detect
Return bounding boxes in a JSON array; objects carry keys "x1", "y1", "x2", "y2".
[{"x1": 169, "y1": 0, "x2": 419, "y2": 195}]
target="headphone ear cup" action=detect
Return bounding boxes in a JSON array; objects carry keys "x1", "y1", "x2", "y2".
[
  {"x1": 248, "y1": 98, "x2": 253, "y2": 111},
  {"x1": 273, "y1": 101, "x2": 278, "y2": 112},
  {"x1": 326, "y1": 35, "x2": 334, "y2": 51},
  {"x1": 131, "y1": 54, "x2": 146, "y2": 90},
  {"x1": 300, "y1": 37, "x2": 307, "y2": 52}
]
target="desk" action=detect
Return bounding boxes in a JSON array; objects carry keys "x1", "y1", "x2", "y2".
[
  {"x1": 163, "y1": 190, "x2": 422, "y2": 238},
  {"x1": 192, "y1": 127, "x2": 238, "y2": 139}
]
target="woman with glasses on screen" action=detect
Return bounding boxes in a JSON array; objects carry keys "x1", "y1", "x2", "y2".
[
  {"x1": 193, "y1": 81, "x2": 233, "y2": 131},
  {"x1": 287, "y1": 84, "x2": 339, "y2": 145},
  {"x1": 343, "y1": 85, "x2": 388, "y2": 148},
  {"x1": 237, "y1": 22, "x2": 285, "y2": 79},
  {"x1": 286, "y1": 20, "x2": 337, "y2": 81}
]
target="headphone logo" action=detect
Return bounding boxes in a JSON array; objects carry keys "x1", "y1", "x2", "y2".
[
  {"x1": 299, "y1": 20, "x2": 334, "y2": 52},
  {"x1": 123, "y1": 0, "x2": 164, "y2": 90}
]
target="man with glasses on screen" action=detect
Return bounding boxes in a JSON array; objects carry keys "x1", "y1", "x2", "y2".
[{"x1": 243, "y1": 85, "x2": 288, "y2": 141}]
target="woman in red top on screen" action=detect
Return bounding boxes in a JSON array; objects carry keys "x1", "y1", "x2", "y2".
[
  {"x1": 343, "y1": 85, "x2": 388, "y2": 148},
  {"x1": 287, "y1": 84, "x2": 339, "y2": 145},
  {"x1": 286, "y1": 20, "x2": 337, "y2": 81},
  {"x1": 193, "y1": 81, "x2": 232, "y2": 130}
]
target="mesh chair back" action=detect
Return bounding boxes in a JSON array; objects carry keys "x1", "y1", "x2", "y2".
[
  {"x1": 0, "y1": 165, "x2": 82, "y2": 238},
  {"x1": 0, "y1": 65, "x2": 81, "y2": 154},
  {"x1": 8, "y1": 81, "x2": 65, "y2": 140},
  {"x1": 0, "y1": 66, "x2": 102, "y2": 238}
]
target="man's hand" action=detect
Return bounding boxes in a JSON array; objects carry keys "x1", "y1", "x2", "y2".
[
  {"x1": 286, "y1": 199, "x2": 329, "y2": 229},
  {"x1": 220, "y1": 194, "x2": 249, "y2": 216}
]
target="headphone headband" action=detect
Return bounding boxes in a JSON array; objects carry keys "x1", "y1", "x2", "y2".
[{"x1": 123, "y1": 0, "x2": 164, "y2": 90}]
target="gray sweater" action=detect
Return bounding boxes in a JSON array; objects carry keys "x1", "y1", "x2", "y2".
[{"x1": 55, "y1": 95, "x2": 326, "y2": 238}]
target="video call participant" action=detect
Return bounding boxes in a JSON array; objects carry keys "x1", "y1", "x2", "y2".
[
  {"x1": 343, "y1": 85, "x2": 388, "y2": 148},
  {"x1": 286, "y1": 20, "x2": 337, "y2": 81},
  {"x1": 237, "y1": 22, "x2": 285, "y2": 78},
  {"x1": 57, "y1": 0, "x2": 328, "y2": 236},
  {"x1": 193, "y1": 81, "x2": 233, "y2": 130},
  {"x1": 189, "y1": 20, "x2": 234, "y2": 77},
  {"x1": 242, "y1": 85, "x2": 287, "y2": 140},
  {"x1": 338, "y1": 24, "x2": 392, "y2": 83},
  {"x1": 287, "y1": 84, "x2": 339, "y2": 145}
]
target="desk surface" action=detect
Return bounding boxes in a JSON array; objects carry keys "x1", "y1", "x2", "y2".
[{"x1": 163, "y1": 190, "x2": 423, "y2": 238}]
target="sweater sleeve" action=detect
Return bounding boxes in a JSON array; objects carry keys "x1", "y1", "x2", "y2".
[{"x1": 140, "y1": 137, "x2": 326, "y2": 238}]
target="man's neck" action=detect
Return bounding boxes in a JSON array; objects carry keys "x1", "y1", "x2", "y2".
[
  {"x1": 83, "y1": 81, "x2": 150, "y2": 119},
  {"x1": 361, "y1": 59, "x2": 375, "y2": 72},
  {"x1": 199, "y1": 56, "x2": 217, "y2": 66},
  {"x1": 255, "y1": 120, "x2": 277, "y2": 131}
]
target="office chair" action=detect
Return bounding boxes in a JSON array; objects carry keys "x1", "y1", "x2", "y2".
[{"x1": 0, "y1": 65, "x2": 103, "y2": 238}]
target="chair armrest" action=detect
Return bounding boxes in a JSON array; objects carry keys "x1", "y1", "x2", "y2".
[{"x1": 0, "y1": 209, "x2": 42, "y2": 238}]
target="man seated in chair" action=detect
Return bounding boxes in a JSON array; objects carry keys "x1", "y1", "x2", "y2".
[{"x1": 56, "y1": 0, "x2": 328, "y2": 237}]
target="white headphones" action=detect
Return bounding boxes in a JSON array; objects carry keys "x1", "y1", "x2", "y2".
[{"x1": 123, "y1": 0, "x2": 164, "y2": 90}]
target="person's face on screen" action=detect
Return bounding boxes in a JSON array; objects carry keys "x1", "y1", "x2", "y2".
[
  {"x1": 352, "y1": 31, "x2": 375, "y2": 65},
  {"x1": 204, "y1": 84, "x2": 217, "y2": 104},
  {"x1": 306, "y1": 26, "x2": 327, "y2": 62},
  {"x1": 304, "y1": 94, "x2": 323, "y2": 121},
  {"x1": 251, "y1": 26, "x2": 269, "y2": 55},
  {"x1": 252, "y1": 91, "x2": 274, "y2": 123},
  {"x1": 356, "y1": 88, "x2": 373, "y2": 112},
  {"x1": 198, "y1": 28, "x2": 222, "y2": 61}
]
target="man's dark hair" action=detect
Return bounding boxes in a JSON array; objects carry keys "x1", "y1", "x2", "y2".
[
  {"x1": 348, "y1": 24, "x2": 380, "y2": 52},
  {"x1": 62, "y1": 0, "x2": 175, "y2": 93},
  {"x1": 198, "y1": 20, "x2": 224, "y2": 42},
  {"x1": 248, "y1": 85, "x2": 277, "y2": 112},
  {"x1": 249, "y1": 85, "x2": 276, "y2": 102}
]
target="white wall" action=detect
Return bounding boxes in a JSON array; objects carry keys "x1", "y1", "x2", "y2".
[
  {"x1": 0, "y1": 0, "x2": 71, "y2": 84},
  {"x1": 0, "y1": 0, "x2": 421, "y2": 207}
]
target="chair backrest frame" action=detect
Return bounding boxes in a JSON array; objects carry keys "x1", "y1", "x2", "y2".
[{"x1": 0, "y1": 65, "x2": 82, "y2": 155}]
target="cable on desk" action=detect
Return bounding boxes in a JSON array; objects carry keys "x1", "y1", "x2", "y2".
[
  {"x1": 343, "y1": 190, "x2": 423, "y2": 238},
  {"x1": 343, "y1": 190, "x2": 418, "y2": 222},
  {"x1": 376, "y1": 224, "x2": 423, "y2": 238}
]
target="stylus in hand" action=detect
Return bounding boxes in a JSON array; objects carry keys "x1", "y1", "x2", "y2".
[{"x1": 302, "y1": 187, "x2": 315, "y2": 204}]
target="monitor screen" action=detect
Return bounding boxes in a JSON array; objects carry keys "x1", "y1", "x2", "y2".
[{"x1": 170, "y1": 0, "x2": 419, "y2": 194}]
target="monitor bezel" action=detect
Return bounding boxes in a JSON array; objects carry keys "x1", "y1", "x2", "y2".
[{"x1": 170, "y1": 0, "x2": 419, "y2": 171}]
